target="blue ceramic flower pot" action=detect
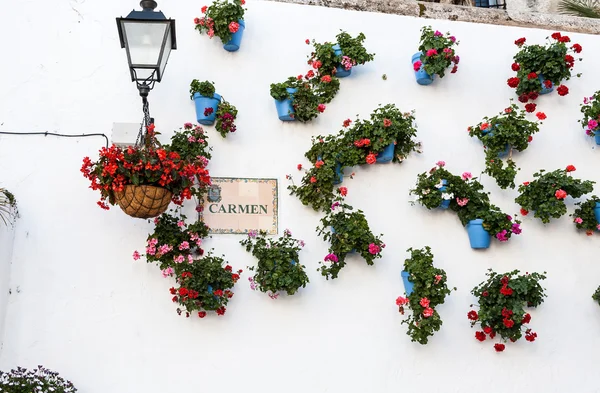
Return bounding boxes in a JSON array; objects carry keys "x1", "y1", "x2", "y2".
[
  {"x1": 333, "y1": 44, "x2": 352, "y2": 78},
  {"x1": 376, "y1": 143, "x2": 395, "y2": 163},
  {"x1": 194, "y1": 92, "x2": 221, "y2": 125},
  {"x1": 401, "y1": 271, "x2": 414, "y2": 296},
  {"x1": 594, "y1": 131, "x2": 600, "y2": 146},
  {"x1": 594, "y1": 202, "x2": 600, "y2": 225},
  {"x1": 466, "y1": 219, "x2": 491, "y2": 249},
  {"x1": 538, "y1": 74, "x2": 554, "y2": 95},
  {"x1": 439, "y1": 179, "x2": 451, "y2": 209},
  {"x1": 275, "y1": 88, "x2": 297, "y2": 121},
  {"x1": 223, "y1": 19, "x2": 245, "y2": 52},
  {"x1": 412, "y1": 52, "x2": 433, "y2": 86},
  {"x1": 331, "y1": 226, "x2": 356, "y2": 253}
]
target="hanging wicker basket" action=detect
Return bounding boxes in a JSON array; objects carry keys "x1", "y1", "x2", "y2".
[{"x1": 114, "y1": 185, "x2": 172, "y2": 219}]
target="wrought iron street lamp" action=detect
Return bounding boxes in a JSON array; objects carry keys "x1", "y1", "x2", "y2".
[{"x1": 116, "y1": 0, "x2": 176, "y2": 144}]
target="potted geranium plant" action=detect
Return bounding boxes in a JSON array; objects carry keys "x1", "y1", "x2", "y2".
[
  {"x1": 0, "y1": 366, "x2": 77, "y2": 392},
  {"x1": 469, "y1": 269, "x2": 546, "y2": 352},
  {"x1": 194, "y1": 0, "x2": 246, "y2": 52},
  {"x1": 240, "y1": 229, "x2": 309, "y2": 298},
  {"x1": 0, "y1": 187, "x2": 17, "y2": 226},
  {"x1": 215, "y1": 99, "x2": 238, "y2": 138},
  {"x1": 315, "y1": 195, "x2": 384, "y2": 280},
  {"x1": 579, "y1": 92, "x2": 600, "y2": 145},
  {"x1": 468, "y1": 102, "x2": 545, "y2": 189},
  {"x1": 411, "y1": 26, "x2": 459, "y2": 86},
  {"x1": 515, "y1": 166, "x2": 595, "y2": 223},
  {"x1": 571, "y1": 196, "x2": 600, "y2": 235},
  {"x1": 307, "y1": 31, "x2": 375, "y2": 78},
  {"x1": 395, "y1": 247, "x2": 454, "y2": 345},
  {"x1": 410, "y1": 162, "x2": 522, "y2": 249},
  {"x1": 270, "y1": 74, "x2": 339, "y2": 122},
  {"x1": 507, "y1": 32, "x2": 582, "y2": 104},
  {"x1": 593, "y1": 286, "x2": 600, "y2": 305},
  {"x1": 81, "y1": 123, "x2": 212, "y2": 218}
]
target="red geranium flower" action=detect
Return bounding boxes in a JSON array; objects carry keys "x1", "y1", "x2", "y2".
[
  {"x1": 366, "y1": 153, "x2": 377, "y2": 165},
  {"x1": 551, "y1": 32, "x2": 562, "y2": 40},
  {"x1": 343, "y1": 119, "x2": 352, "y2": 127},
  {"x1": 503, "y1": 319, "x2": 515, "y2": 328},
  {"x1": 482, "y1": 291, "x2": 489, "y2": 297},
  {"x1": 483, "y1": 326, "x2": 493, "y2": 334},
  {"x1": 297, "y1": 164, "x2": 302, "y2": 170},
  {"x1": 305, "y1": 39, "x2": 310, "y2": 44},
  {"x1": 338, "y1": 186, "x2": 348, "y2": 196},
  {"x1": 525, "y1": 103, "x2": 537, "y2": 113},
  {"x1": 536, "y1": 112, "x2": 547, "y2": 120},
  {"x1": 507, "y1": 77, "x2": 520, "y2": 88},
  {"x1": 201, "y1": 5, "x2": 208, "y2": 13},
  {"x1": 500, "y1": 286, "x2": 513, "y2": 296},
  {"x1": 494, "y1": 343, "x2": 506, "y2": 352},
  {"x1": 572, "y1": 43, "x2": 582, "y2": 53},
  {"x1": 315, "y1": 160, "x2": 324, "y2": 169},
  {"x1": 518, "y1": 94, "x2": 529, "y2": 103},
  {"x1": 528, "y1": 135, "x2": 533, "y2": 142},
  {"x1": 543, "y1": 80, "x2": 552, "y2": 89},
  {"x1": 559, "y1": 35, "x2": 571, "y2": 43},
  {"x1": 317, "y1": 104, "x2": 326, "y2": 113},
  {"x1": 527, "y1": 72, "x2": 538, "y2": 80},
  {"x1": 555, "y1": 189, "x2": 567, "y2": 199},
  {"x1": 557, "y1": 85, "x2": 569, "y2": 96},
  {"x1": 511, "y1": 63, "x2": 520, "y2": 71},
  {"x1": 198, "y1": 311, "x2": 207, "y2": 318},
  {"x1": 475, "y1": 331, "x2": 486, "y2": 342},
  {"x1": 467, "y1": 310, "x2": 479, "y2": 321},
  {"x1": 522, "y1": 313, "x2": 531, "y2": 324},
  {"x1": 515, "y1": 37, "x2": 526, "y2": 46},
  {"x1": 310, "y1": 176, "x2": 317, "y2": 184},
  {"x1": 566, "y1": 164, "x2": 576, "y2": 172}
]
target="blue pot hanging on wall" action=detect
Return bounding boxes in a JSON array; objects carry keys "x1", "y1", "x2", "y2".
[
  {"x1": 194, "y1": 92, "x2": 221, "y2": 125},
  {"x1": 594, "y1": 131, "x2": 600, "y2": 145},
  {"x1": 223, "y1": 19, "x2": 245, "y2": 52},
  {"x1": 401, "y1": 271, "x2": 414, "y2": 296},
  {"x1": 376, "y1": 143, "x2": 395, "y2": 163},
  {"x1": 481, "y1": 126, "x2": 511, "y2": 157},
  {"x1": 275, "y1": 88, "x2": 297, "y2": 121},
  {"x1": 332, "y1": 44, "x2": 352, "y2": 78},
  {"x1": 411, "y1": 52, "x2": 433, "y2": 86},
  {"x1": 439, "y1": 179, "x2": 451, "y2": 209},
  {"x1": 594, "y1": 202, "x2": 600, "y2": 225},
  {"x1": 538, "y1": 74, "x2": 554, "y2": 95},
  {"x1": 466, "y1": 219, "x2": 491, "y2": 249}
]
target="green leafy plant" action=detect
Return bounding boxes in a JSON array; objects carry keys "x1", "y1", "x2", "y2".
[
  {"x1": 507, "y1": 32, "x2": 582, "y2": 102},
  {"x1": 171, "y1": 252, "x2": 242, "y2": 318},
  {"x1": 410, "y1": 162, "x2": 522, "y2": 242},
  {"x1": 240, "y1": 229, "x2": 309, "y2": 298},
  {"x1": 468, "y1": 102, "x2": 544, "y2": 189},
  {"x1": 414, "y1": 26, "x2": 459, "y2": 78},
  {"x1": 315, "y1": 196, "x2": 384, "y2": 280},
  {"x1": 515, "y1": 166, "x2": 595, "y2": 223},
  {"x1": 579, "y1": 92, "x2": 600, "y2": 138},
  {"x1": 289, "y1": 105, "x2": 421, "y2": 212},
  {"x1": 194, "y1": 0, "x2": 245, "y2": 44},
  {"x1": 81, "y1": 123, "x2": 212, "y2": 210},
  {"x1": 593, "y1": 286, "x2": 600, "y2": 305},
  {"x1": 0, "y1": 366, "x2": 77, "y2": 393},
  {"x1": 469, "y1": 269, "x2": 546, "y2": 352},
  {"x1": 571, "y1": 196, "x2": 600, "y2": 235},
  {"x1": 307, "y1": 31, "x2": 375, "y2": 77},
  {"x1": 559, "y1": 0, "x2": 600, "y2": 17},
  {"x1": 215, "y1": 99, "x2": 238, "y2": 138},
  {"x1": 0, "y1": 188, "x2": 17, "y2": 226},
  {"x1": 395, "y1": 247, "x2": 454, "y2": 345},
  {"x1": 190, "y1": 80, "x2": 216, "y2": 99}
]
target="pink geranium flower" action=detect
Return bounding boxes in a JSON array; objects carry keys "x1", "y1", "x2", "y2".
[
  {"x1": 368, "y1": 243, "x2": 381, "y2": 255},
  {"x1": 396, "y1": 296, "x2": 409, "y2": 306},
  {"x1": 423, "y1": 307, "x2": 434, "y2": 318},
  {"x1": 575, "y1": 217, "x2": 583, "y2": 224}
]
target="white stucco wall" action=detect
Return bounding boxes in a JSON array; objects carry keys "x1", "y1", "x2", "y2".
[
  {"x1": 2, "y1": 1, "x2": 600, "y2": 392},
  {"x1": 0, "y1": 215, "x2": 16, "y2": 356}
]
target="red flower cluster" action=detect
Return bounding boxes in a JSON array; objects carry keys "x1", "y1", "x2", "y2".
[
  {"x1": 525, "y1": 103, "x2": 537, "y2": 113},
  {"x1": 527, "y1": 72, "x2": 538, "y2": 80},
  {"x1": 565, "y1": 54, "x2": 575, "y2": 68},
  {"x1": 525, "y1": 329, "x2": 537, "y2": 342},
  {"x1": 507, "y1": 77, "x2": 520, "y2": 88},
  {"x1": 353, "y1": 138, "x2": 371, "y2": 147},
  {"x1": 566, "y1": 164, "x2": 576, "y2": 172},
  {"x1": 467, "y1": 310, "x2": 478, "y2": 320},
  {"x1": 500, "y1": 276, "x2": 513, "y2": 296},
  {"x1": 557, "y1": 85, "x2": 569, "y2": 96},
  {"x1": 515, "y1": 37, "x2": 526, "y2": 46},
  {"x1": 343, "y1": 119, "x2": 352, "y2": 128},
  {"x1": 511, "y1": 63, "x2": 520, "y2": 71},
  {"x1": 366, "y1": 153, "x2": 377, "y2": 165}
]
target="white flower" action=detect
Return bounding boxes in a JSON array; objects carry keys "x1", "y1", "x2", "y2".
[
  {"x1": 434, "y1": 180, "x2": 444, "y2": 189},
  {"x1": 422, "y1": 189, "x2": 430, "y2": 195},
  {"x1": 441, "y1": 192, "x2": 454, "y2": 200}
]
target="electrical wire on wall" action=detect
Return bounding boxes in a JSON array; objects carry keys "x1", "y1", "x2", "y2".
[{"x1": 0, "y1": 131, "x2": 109, "y2": 148}]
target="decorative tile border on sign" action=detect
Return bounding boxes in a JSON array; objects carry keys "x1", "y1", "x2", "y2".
[{"x1": 199, "y1": 177, "x2": 279, "y2": 235}]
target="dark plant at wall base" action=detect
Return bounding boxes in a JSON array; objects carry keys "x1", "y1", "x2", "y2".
[
  {"x1": 0, "y1": 366, "x2": 77, "y2": 393},
  {"x1": 81, "y1": 123, "x2": 212, "y2": 218},
  {"x1": 240, "y1": 229, "x2": 309, "y2": 298},
  {"x1": 593, "y1": 286, "x2": 600, "y2": 305},
  {"x1": 468, "y1": 102, "x2": 544, "y2": 189},
  {"x1": 315, "y1": 195, "x2": 384, "y2": 280},
  {"x1": 469, "y1": 269, "x2": 546, "y2": 352},
  {"x1": 515, "y1": 166, "x2": 595, "y2": 223},
  {"x1": 396, "y1": 247, "x2": 455, "y2": 345},
  {"x1": 0, "y1": 188, "x2": 17, "y2": 226},
  {"x1": 194, "y1": 0, "x2": 246, "y2": 51},
  {"x1": 507, "y1": 32, "x2": 582, "y2": 105},
  {"x1": 579, "y1": 92, "x2": 600, "y2": 144},
  {"x1": 410, "y1": 162, "x2": 522, "y2": 248},
  {"x1": 571, "y1": 196, "x2": 600, "y2": 235}
]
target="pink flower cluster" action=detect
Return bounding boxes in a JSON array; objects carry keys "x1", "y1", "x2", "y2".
[{"x1": 324, "y1": 253, "x2": 339, "y2": 263}]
